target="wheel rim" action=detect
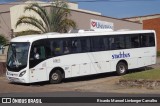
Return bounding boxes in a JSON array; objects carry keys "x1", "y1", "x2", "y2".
[
  {"x1": 52, "y1": 73, "x2": 59, "y2": 81},
  {"x1": 119, "y1": 65, "x2": 126, "y2": 73}
]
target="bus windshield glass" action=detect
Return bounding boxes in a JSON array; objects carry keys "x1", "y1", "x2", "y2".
[{"x1": 7, "y1": 42, "x2": 30, "y2": 71}]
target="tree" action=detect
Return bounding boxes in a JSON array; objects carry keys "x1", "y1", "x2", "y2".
[
  {"x1": 0, "y1": 34, "x2": 7, "y2": 45},
  {"x1": 16, "y1": 0, "x2": 76, "y2": 34}
]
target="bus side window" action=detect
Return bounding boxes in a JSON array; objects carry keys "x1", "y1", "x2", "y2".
[
  {"x1": 63, "y1": 39, "x2": 71, "y2": 54},
  {"x1": 39, "y1": 46, "x2": 46, "y2": 59},
  {"x1": 80, "y1": 38, "x2": 90, "y2": 52},
  {"x1": 31, "y1": 46, "x2": 46, "y2": 60},
  {"x1": 125, "y1": 36, "x2": 131, "y2": 49},
  {"x1": 50, "y1": 40, "x2": 63, "y2": 56},
  {"x1": 71, "y1": 39, "x2": 81, "y2": 53},
  {"x1": 118, "y1": 36, "x2": 125, "y2": 49},
  {"x1": 103, "y1": 37, "x2": 109, "y2": 50},
  {"x1": 109, "y1": 37, "x2": 120, "y2": 50},
  {"x1": 30, "y1": 39, "x2": 46, "y2": 60},
  {"x1": 149, "y1": 33, "x2": 155, "y2": 47},
  {"x1": 140, "y1": 34, "x2": 149, "y2": 47},
  {"x1": 109, "y1": 37, "x2": 115, "y2": 50},
  {"x1": 92, "y1": 37, "x2": 105, "y2": 51},
  {"x1": 131, "y1": 35, "x2": 140, "y2": 48}
]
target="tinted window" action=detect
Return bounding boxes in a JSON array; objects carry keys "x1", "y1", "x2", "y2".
[
  {"x1": 140, "y1": 34, "x2": 149, "y2": 47},
  {"x1": 62, "y1": 39, "x2": 71, "y2": 54},
  {"x1": 50, "y1": 39, "x2": 63, "y2": 56},
  {"x1": 80, "y1": 38, "x2": 90, "y2": 52},
  {"x1": 30, "y1": 40, "x2": 46, "y2": 60},
  {"x1": 92, "y1": 37, "x2": 105, "y2": 51},
  {"x1": 125, "y1": 35, "x2": 131, "y2": 49},
  {"x1": 130, "y1": 35, "x2": 140, "y2": 48},
  {"x1": 70, "y1": 38, "x2": 81, "y2": 53},
  {"x1": 30, "y1": 39, "x2": 47, "y2": 68},
  {"x1": 49, "y1": 37, "x2": 91, "y2": 56},
  {"x1": 109, "y1": 36, "x2": 125, "y2": 50},
  {"x1": 149, "y1": 33, "x2": 155, "y2": 46},
  {"x1": 135, "y1": 33, "x2": 155, "y2": 48},
  {"x1": 103, "y1": 37, "x2": 109, "y2": 50}
]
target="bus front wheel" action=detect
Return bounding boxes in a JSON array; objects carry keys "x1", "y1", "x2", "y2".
[
  {"x1": 50, "y1": 70, "x2": 62, "y2": 84},
  {"x1": 116, "y1": 62, "x2": 127, "y2": 75}
]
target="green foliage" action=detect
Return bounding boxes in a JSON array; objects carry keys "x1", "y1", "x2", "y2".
[
  {"x1": 157, "y1": 51, "x2": 160, "y2": 57},
  {"x1": 15, "y1": 30, "x2": 41, "y2": 36},
  {"x1": 122, "y1": 69, "x2": 160, "y2": 80},
  {"x1": 0, "y1": 34, "x2": 7, "y2": 45},
  {"x1": 16, "y1": 0, "x2": 76, "y2": 35}
]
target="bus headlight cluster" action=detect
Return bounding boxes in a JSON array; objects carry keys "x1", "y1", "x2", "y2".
[{"x1": 19, "y1": 70, "x2": 26, "y2": 77}]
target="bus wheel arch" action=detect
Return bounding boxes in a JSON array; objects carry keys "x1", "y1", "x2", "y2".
[
  {"x1": 49, "y1": 67, "x2": 65, "y2": 84},
  {"x1": 116, "y1": 60, "x2": 128, "y2": 75}
]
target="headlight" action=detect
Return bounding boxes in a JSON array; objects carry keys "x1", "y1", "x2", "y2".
[{"x1": 19, "y1": 70, "x2": 26, "y2": 77}]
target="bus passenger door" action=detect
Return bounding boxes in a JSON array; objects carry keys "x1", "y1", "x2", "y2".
[
  {"x1": 29, "y1": 42, "x2": 47, "y2": 83},
  {"x1": 29, "y1": 62, "x2": 47, "y2": 82}
]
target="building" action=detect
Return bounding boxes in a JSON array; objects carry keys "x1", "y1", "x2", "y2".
[
  {"x1": 0, "y1": 1, "x2": 142, "y2": 40},
  {"x1": 123, "y1": 14, "x2": 160, "y2": 51},
  {"x1": 143, "y1": 18, "x2": 160, "y2": 50},
  {"x1": 123, "y1": 14, "x2": 160, "y2": 23}
]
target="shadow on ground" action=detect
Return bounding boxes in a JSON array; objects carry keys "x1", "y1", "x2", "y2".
[{"x1": 9, "y1": 66, "x2": 154, "y2": 86}]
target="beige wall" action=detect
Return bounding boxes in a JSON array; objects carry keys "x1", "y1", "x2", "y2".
[
  {"x1": 1, "y1": 1, "x2": 142, "y2": 39},
  {"x1": 10, "y1": 1, "x2": 101, "y2": 33},
  {"x1": 0, "y1": 2, "x2": 23, "y2": 40},
  {"x1": 70, "y1": 10, "x2": 142, "y2": 30},
  {"x1": 0, "y1": 12, "x2": 12, "y2": 39},
  {"x1": 10, "y1": 1, "x2": 50, "y2": 33}
]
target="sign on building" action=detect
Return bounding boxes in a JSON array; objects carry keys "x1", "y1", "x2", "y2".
[{"x1": 90, "y1": 19, "x2": 114, "y2": 30}]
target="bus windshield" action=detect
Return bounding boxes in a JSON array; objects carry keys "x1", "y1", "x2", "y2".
[{"x1": 7, "y1": 42, "x2": 30, "y2": 72}]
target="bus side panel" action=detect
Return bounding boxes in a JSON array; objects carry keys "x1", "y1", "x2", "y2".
[
  {"x1": 46, "y1": 53, "x2": 92, "y2": 79},
  {"x1": 89, "y1": 51, "x2": 112, "y2": 73}
]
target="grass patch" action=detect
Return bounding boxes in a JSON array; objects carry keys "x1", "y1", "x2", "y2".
[
  {"x1": 157, "y1": 51, "x2": 160, "y2": 57},
  {"x1": 122, "y1": 69, "x2": 160, "y2": 80}
]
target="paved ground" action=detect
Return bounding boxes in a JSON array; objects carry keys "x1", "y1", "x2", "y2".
[{"x1": 0, "y1": 58, "x2": 160, "y2": 94}]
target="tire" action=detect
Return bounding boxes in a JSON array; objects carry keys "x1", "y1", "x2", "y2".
[
  {"x1": 50, "y1": 70, "x2": 62, "y2": 84},
  {"x1": 116, "y1": 62, "x2": 127, "y2": 75}
]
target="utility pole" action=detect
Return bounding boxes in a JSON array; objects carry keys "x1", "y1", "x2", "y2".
[{"x1": 10, "y1": 29, "x2": 14, "y2": 39}]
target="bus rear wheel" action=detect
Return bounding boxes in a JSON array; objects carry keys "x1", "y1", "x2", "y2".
[
  {"x1": 116, "y1": 62, "x2": 127, "y2": 75},
  {"x1": 50, "y1": 70, "x2": 62, "y2": 84}
]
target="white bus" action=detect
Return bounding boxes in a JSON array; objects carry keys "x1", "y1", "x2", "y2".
[{"x1": 6, "y1": 29, "x2": 156, "y2": 84}]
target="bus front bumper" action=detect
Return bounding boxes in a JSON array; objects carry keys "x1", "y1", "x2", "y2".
[{"x1": 6, "y1": 71, "x2": 27, "y2": 83}]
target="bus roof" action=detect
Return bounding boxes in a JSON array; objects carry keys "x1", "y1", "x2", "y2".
[{"x1": 10, "y1": 30, "x2": 155, "y2": 43}]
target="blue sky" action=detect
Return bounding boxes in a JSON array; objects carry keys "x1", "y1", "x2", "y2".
[
  {"x1": 1, "y1": 0, "x2": 160, "y2": 18},
  {"x1": 71, "y1": 0, "x2": 160, "y2": 18}
]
